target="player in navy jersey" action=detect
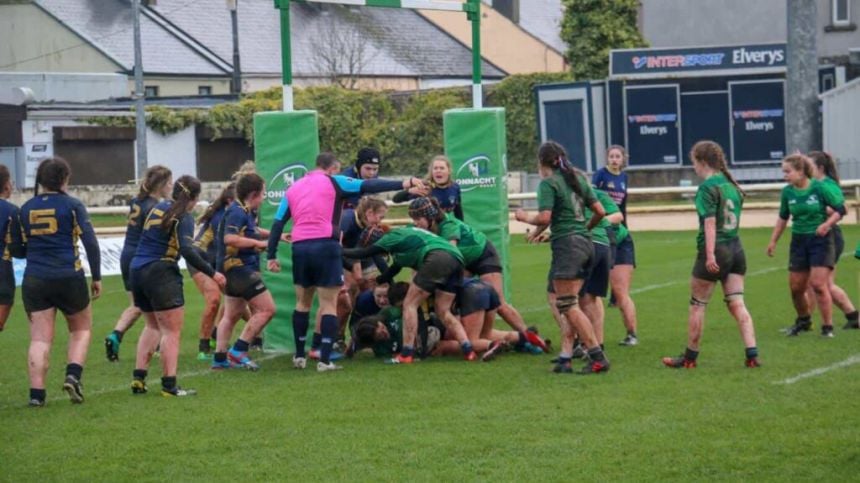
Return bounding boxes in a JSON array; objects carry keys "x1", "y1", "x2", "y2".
[
  {"x1": 212, "y1": 173, "x2": 274, "y2": 371},
  {"x1": 341, "y1": 147, "x2": 381, "y2": 209},
  {"x1": 130, "y1": 175, "x2": 225, "y2": 397},
  {"x1": 19, "y1": 157, "x2": 101, "y2": 406},
  {"x1": 104, "y1": 166, "x2": 173, "y2": 361},
  {"x1": 393, "y1": 155, "x2": 464, "y2": 220},
  {"x1": 592, "y1": 145, "x2": 639, "y2": 346},
  {"x1": 0, "y1": 165, "x2": 23, "y2": 332},
  {"x1": 189, "y1": 183, "x2": 235, "y2": 359}
]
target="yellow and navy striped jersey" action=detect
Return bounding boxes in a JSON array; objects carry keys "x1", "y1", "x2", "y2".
[
  {"x1": 0, "y1": 198, "x2": 23, "y2": 262},
  {"x1": 216, "y1": 200, "x2": 260, "y2": 273},
  {"x1": 121, "y1": 196, "x2": 158, "y2": 258},
  {"x1": 19, "y1": 192, "x2": 101, "y2": 280}
]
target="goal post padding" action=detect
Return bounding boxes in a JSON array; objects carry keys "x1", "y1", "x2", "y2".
[
  {"x1": 255, "y1": 110, "x2": 320, "y2": 352},
  {"x1": 443, "y1": 107, "x2": 511, "y2": 300}
]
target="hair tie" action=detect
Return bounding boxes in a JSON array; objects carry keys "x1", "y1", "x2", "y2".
[{"x1": 178, "y1": 182, "x2": 190, "y2": 195}]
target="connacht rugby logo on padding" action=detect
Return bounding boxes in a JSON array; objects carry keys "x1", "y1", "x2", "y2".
[
  {"x1": 266, "y1": 163, "x2": 308, "y2": 206},
  {"x1": 456, "y1": 155, "x2": 496, "y2": 193}
]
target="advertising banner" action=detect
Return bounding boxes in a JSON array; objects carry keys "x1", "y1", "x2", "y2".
[
  {"x1": 254, "y1": 111, "x2": 320, "y2": 352},
  {"x1": 611, "y1": 43, "x2": 786, "y2": 78},
  {"x1": 442, "y1": 108, "x2": 510, "y2": 299},
  {"x1": 625, "y1": 86, "x2": 681, "y2": 166},
  {"x1": 729, "y1": 80, "x2": 786, "y2": 164}
]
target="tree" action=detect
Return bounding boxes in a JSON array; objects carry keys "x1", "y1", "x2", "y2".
[
  {"x1": 560, "y1": 0, "x2": 647, "y2": 80},
  {"x1": 310, "y1": 7, "x2": 377, "y2": 90}
]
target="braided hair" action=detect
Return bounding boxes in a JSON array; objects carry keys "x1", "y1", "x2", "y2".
[
  {"x1": 408, "y1": 196, "x2": 444, "y2": 226},
  {"x1": 161, "y1": 175, "x2": 201, "y2": 232},
  {"x1": 690, "y1": 140, "x2": 745, "y2": 197},
  {"x1": 537, "y1": 141, "x2": 587, "y2": 200}
]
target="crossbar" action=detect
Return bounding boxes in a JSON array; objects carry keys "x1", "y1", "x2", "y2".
[{"x1": 292, "y1": 0, "x2": 468, "y2": 12}]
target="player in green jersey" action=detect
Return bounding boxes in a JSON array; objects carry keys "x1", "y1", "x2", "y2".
[
  {"x1": 768, "y1": 154, "x2": 846, "y2": 337},
  {"x1": 807, "y1": 152, "x2": 858, "y2": 330},
  {"x1": 663, "y1": 141, "x2": 760, "y2": 369},
  {"x1": 408, "y1": 196, "x2": 549, "y2": 352},
  {"x1": 515, "y1": 141, "x2": 611, "y2": 375},
  {"x1": 342, "y1": 225, "x2": 476, "y2": 364}
]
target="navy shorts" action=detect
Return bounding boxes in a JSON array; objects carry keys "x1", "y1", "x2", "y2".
[
  {"x1": 466, "y1": 241, "x2": 503, "y2": 276},
  {"x1": 613, "y1": 234, "x2": 636, "y2": 267},
  {"x1": 834, "y1": 226, "x2": 844, "y2": 263},
  {"x1": 0, "y1": 260, "x2": 15, "y2": 306},
  {"x1": 457, "y1": 280, "x2": 501, "y2": 317},
  {"x1": 131, "y1": 261, "x2": 184, "y2": 313},
  {"x1": 292, "y1": 239, "x2": 344, "y2": 288},
  {"x1": 225, "y1": 267, "x2": 267, "y2": 301},
  {"x1": 413, "y1": 250, "x2": 463, "y2": 294},
  {"x1": 692, "y1": 238, "x2": 747, "y2": 282},
  {"x1": 789, "y1": 233, "x2": 835, "y2": 272},
  {"x1": 550, "y1": 233, "x2": 594, "y2": 281},
  {"x1": 581, "y1": 242, "x2": 611, "y2": 298},
  {"x1": 120, "y1": 251, "x2": 134, "y2": 292},
  {"x1": 22, "y1": 274, "x2": 89, "y2": 315}
]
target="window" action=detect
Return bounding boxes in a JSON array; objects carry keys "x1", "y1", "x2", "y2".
[
  {"x1": 144, "y1": 85, "x2": 159, "y2": 97},
  {"x1": 198, "y1": 85, "x2": 212, "y2": 96},
  {"x1": 833, "y1": 0, "x2": 850, "y2": 26}
]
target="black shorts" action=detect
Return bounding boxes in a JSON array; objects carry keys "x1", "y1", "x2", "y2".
[
  {"x1": 466, "y1": 241, "x2": 503, "y2": 276},
  {"x1": 186, "y1": 246, "x2": 215, "y2": 277},
  {"x1": 550, "y1": 234, "x2": 594, "y2": 281},
  {"x1": 22, "y1": 274, "x2": 89, "y2": 315},
  {"x1": 0, "y1": 260, "x2": 15, "y2": 305},
  {"x1": 413, "y1": 250, "x2": 463, "y2": 294},
  {"x1": 692, "y1": 238, "x2": 747, "y2": 282},
  {"x1": 292, "y1": 239, "x2": 344, "y2": 288},
  {"x1": 614, "y1": 234, "x2": 636, "y2": 267},
  {"x1": 581, "y1": 242, "x2": 611, "y2": 298},
  {"x1": 457, "y1": 280, "x2": 501, "y2": 317},
  {"x1": 131, "y1": 261, "x2": 184, "y2": 313},
  {"x1": 120, "y1": 251, "x2": 134, "y2": 291},
  {"x1": 834, "y1": 226, "x2": 844, "y2": 263},
  {"x1": 225, "y1": 268, "x2": 267, "y2": 301},
  {"x1": 789, "y1": 233, "x2": 835, "y2": 272}
]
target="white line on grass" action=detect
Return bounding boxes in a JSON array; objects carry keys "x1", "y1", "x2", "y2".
[
  {"x1": 773, "y1": 353, "x2": 860, "y2": 385},
  {"x1": 519, "y1": 266, "x2": 782, "y2": 315},
  {"x1": 0, "y1": 352, "x2": 288, "y2": 410}
]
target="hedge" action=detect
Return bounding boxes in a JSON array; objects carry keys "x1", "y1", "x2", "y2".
[{"x1": 86, "y1": 72, "x2": 573, "y2": 175}]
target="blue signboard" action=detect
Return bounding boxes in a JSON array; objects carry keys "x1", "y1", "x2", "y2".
[
  {"x1": 625, "y1": 85, "x2": 681, "y2": 166},
  {"x1": 611, "y1": 43, "x2": 786, "y2": 78},
  {"x1": 729, "y1": 80, "x2": 785, "y2": 164}
]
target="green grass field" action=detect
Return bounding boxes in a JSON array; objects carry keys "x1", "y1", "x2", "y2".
[{"x1": 1, "y1": 226, "x2": 859, "y2": 481}]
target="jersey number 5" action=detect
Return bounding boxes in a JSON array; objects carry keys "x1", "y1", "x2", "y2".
[{"x1": 29, "y1": 209, "x2": 58, "y2": 235}]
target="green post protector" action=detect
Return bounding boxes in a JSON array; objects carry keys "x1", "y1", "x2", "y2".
[
  {"x1": 254, "y1": 110, "x2": 320, "y2": 352},
  {"x1": 443, "y1": 107, "x2": 510, "y2": 299}
]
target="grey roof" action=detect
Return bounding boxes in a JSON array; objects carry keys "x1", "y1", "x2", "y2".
[
  {"x1": 35, "y1": 0, "x2": 228, "y2": 76},
  {"x1": 149, "y1": 0, "x2": 505, "y2": 78}
]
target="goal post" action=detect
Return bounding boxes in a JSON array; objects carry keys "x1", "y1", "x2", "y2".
[{"x1": 259, "y1": 0, "x2": 509, "y2": 353}]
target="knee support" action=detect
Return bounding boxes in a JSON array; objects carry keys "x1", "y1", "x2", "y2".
[
  {"x1": 723, "y1": 292, "x2": 744, "y2": 304},
  {"x1": 689, "y1": 296, "x2": 709, "y2": 307},
  {"x1": 555, "y1": 295, "x2": 579, "y2": 312}
]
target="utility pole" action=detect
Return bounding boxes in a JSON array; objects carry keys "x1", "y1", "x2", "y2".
[
  {"x1": 228, "y1": 0, "x2": 242, "y2": 94},
  {"x1": 133, "y1": 0, "x2": 147, "y2": 176},
  {"x1": 785, "y1": 0, "x2": 818, "y2": 153}
]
